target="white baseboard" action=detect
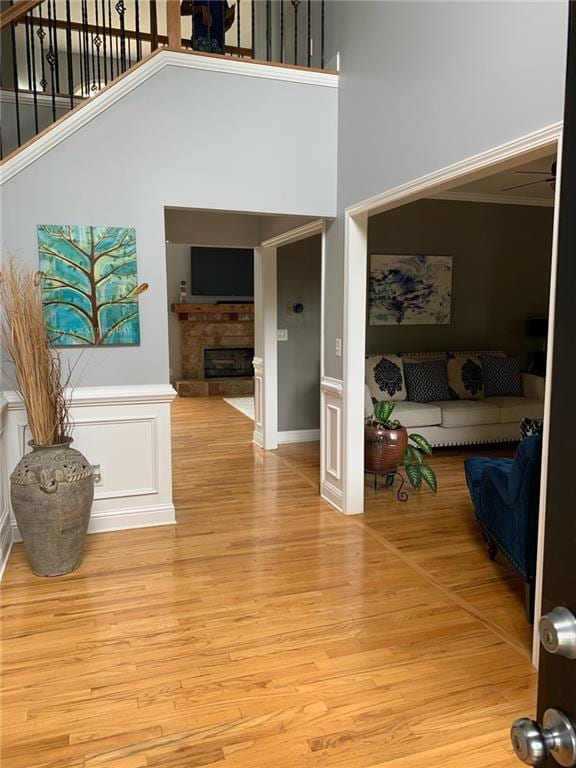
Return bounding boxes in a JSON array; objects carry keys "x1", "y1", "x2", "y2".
[
  {"x1": 321, "y1": 479, "x2": 343, "y2": 512},
  {"x1": 252, "y1": 428, "x2": 264, "y2": 448},
  {"x1": 0, "y1": 523, "x2": 13, "y2": 581},
  {"x1": 277, "y1": 429, "x2": 320, "y2": 444},
  {"x1": 11, "y1": 502, "x2": 176, "y2": 541}
]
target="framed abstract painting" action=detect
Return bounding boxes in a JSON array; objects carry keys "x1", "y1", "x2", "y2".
[
  {"x1": 369, "y1": 254, "x2": 452, "y2": 325},
  {"x1": 38, "y1": 225, "x2": 148, "y2": 346}
]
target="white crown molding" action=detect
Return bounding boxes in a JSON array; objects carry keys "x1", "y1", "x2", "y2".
[
  {"x1": 430, "y1": 190, "x2": 554, "y2": 208},
  {"x1": 0, "y1": 50, "x2": 338, "y2": 186},
  {"x1": 346, "y1": 122, "x2": 562, "y2": 218},
  {"x1": 260, "y1": 219, "x2": 325, "y2": 248},
  {"x1": 4, "y1": 384, "x2": 177, "y2": 410}
]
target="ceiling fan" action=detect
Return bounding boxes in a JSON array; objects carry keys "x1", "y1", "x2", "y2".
[{"x1": 501, "y1": 161, "x2": 557, "y2": 193}]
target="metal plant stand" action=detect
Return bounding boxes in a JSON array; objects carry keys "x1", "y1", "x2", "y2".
[{"x1": 365, "y1": 469, "x2": 409, "y2": 502}]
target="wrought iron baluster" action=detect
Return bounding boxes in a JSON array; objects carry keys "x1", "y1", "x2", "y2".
[
  {"x1": 46, "y1": 0, "x2": 57, "y2": 117},
  {"x1": 116, "y1": 0, "x2": 126, "y2": 73},
  {"x1": 81, "y1": 0, "x2": 90, "y2": 94},
  {"x1": 94, "y1": 0, "x2": 102, "y2": 90},
  {"x1": 77, "y1": 28, "x2": 84, "y2": 96},
  {"x1": 292, "y1": 0, "x2": 299, "y2": 65},
  {"x1": 135, "y1": 0, "x2": 142, "y2": 60},
  {"x1": 280, "y1": 0, "x2": 284, "y2": 63},
  {"x1": 306, "y1": 0, "x2": 311, "y2": 67},
  {"x1": 29, "y1": 12, "x2": 39, "y2": 132},
  {"x1": 108, "y1": 0, "x2": 115, "y2": 80},
  {"x1": 10, "y1": 20, "x2": 21, "y2": 147},
  {"x1": 101, "y1": 0, "x2": 108, "y2": 83},
  {"x1": 266, "y1": 0, "x2": 271, "y2": 60},
  {"x1": 321, "y1": 0, "x2": 325, "y2": 69},
  {"x1": 65, "y1": 0, "x2": 74, "y2": 108},
  {"x1": 90, "y1": 5, "x2": 97, "y2": 92},
  {"x1": 52, "y1": 0, "x2": 60, "y2": 93},
  {"x1": 236, "y1": 0, "x2": 240, "y2": 57},
  {"x1": 251, "y1": 0, "x2": 255, "y2": 59},
  {"x1": 150, "y1": 0, "x2": 158, "y2": 51},
  {"x1": 24, "y1": 15, "x2": 33, "y2": 90},
  {"x1": 37, "y1": 2, "x2": 48, "y2": 92},
  {"x1": 127, "y1": 34, "x2": 132, "y2": 68}
]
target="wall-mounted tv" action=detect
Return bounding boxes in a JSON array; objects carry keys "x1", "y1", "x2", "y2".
[{"x1": 190, "y1": 247, "x2": 254, "y2": 297}]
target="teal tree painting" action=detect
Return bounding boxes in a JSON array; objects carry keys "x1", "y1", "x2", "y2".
[{"x1": 38, "y1": 225, "x2": 148, "y2": 346}]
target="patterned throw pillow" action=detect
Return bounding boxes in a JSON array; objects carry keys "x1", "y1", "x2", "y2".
[
  {"x1": 447, "y1": 354, "x2": 485, "y2": 400},
  {"x1": 482, "y1": 355, "x2": 523, "y2": 397},
  {"x1": 365, "y1": 354, "x2": 407, "y2": 401},
  {"x1": 404, "y1": 360, "x2": 451, "y2": 403},
  {"x1": 521, "y1": 418, "x2": 544, "y2": 439}
]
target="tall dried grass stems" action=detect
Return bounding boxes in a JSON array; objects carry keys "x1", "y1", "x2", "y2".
[{"x1": 0, "y1": 259, "x2": 70, "y2": 445}]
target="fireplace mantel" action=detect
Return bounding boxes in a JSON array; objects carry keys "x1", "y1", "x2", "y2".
[{"x1": 172, "y1": 303, "x2": 254, "y2": 322}]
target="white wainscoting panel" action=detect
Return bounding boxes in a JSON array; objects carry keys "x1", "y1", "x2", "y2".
[
  {"x1": 3, "y1": 385, "x2": 177, "y2": 540},
  {"x1": 320, "y1": 376, "x2": 343, "y2": 511},
  {"x1": 277, "y1": 429, "x2": 320, "y2": 444},
  {"x1": 253, "y1": 357, "x2": 264, "y2": 448},
  {"x1": 0, "y1": 394, "x2": 13, "y2": 581}
]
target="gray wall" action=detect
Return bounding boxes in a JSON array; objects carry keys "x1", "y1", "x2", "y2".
[
  {"x1": 1, "y1": 62, "x2": 337, "y2": 387},
  {"x1": 277, "y1": 235, "x2": 321, "y2": 431},
  {"x1": 166, "y1": 244, "x2": 190, "y2": 384},
  {"x1": 324, "y1": 0, "x2": 568, "y2": 378},
  {"x1": 366, "y1": 199, "x2": 553, "y2": 369}
]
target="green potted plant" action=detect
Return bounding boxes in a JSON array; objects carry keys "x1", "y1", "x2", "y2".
[
  {"x1": 0, "y1": 260, "x2": 94, "y2": 576},
  {"x1": 365, "y1": 401, "x2": 438, "y2": 491}
]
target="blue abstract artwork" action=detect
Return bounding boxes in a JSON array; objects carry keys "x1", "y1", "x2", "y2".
[
  {"x1": 369, "y1": 254, "x2": 452, "y2": 325},
  {"x1": 38, "y1": 225, "x2": 146, "y2": 346}
]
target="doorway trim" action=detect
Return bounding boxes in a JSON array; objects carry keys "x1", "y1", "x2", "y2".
[
  {"x1": 341, "y1": 122, "x2": 562, "y2": 664},
  {"x1": 254, "y1": 218, "x2": 325, "y2": 451}
]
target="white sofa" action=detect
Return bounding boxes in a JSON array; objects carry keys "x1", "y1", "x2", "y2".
[{"x1": 364, "y1": 352, "x2": 545, "y2": 447}]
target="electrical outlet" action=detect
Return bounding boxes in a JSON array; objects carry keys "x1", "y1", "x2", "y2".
[
  {"x1": 92, "y1": 464, "x2": 103, "y2": 486},
  {"x1": 335, "y1": 338, "x2": 342, "y2": 357},
  {"x1": 277, "y1": 329, "x2": 289, "y2": 341}
]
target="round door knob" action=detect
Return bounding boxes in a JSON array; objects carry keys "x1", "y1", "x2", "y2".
[
  {"x1": 539, "y1": 607, "x2": 576, "y2": 659},
  {"x1": 511, "y1": 710, "x2": 576, "y2": 767},
  {"x1": 511, "y1": 718, "x2": 549, "y2": 766}
]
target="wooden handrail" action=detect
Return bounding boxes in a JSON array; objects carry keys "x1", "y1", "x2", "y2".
[
  {"x1": 166, "y1": 0, "x2": 181, "y2": 49},
  {"x1": 0, "y1": 0, "x2": 42, "y2": 30},
  {"x1": 18, "y1": 14, "x2": 253, "y2": 58}
]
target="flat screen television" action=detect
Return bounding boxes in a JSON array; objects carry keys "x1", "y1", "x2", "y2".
[{"x1": 190, "y1": 247, "x2": 254, "y2": 298}]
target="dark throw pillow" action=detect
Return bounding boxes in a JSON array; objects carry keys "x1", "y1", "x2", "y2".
[
  {"x1": 404, "y1": 360, "x2": 451, "y2": 403},
  {"x1": 482, "y1": 355, "x2": 523, "y2": 397}
]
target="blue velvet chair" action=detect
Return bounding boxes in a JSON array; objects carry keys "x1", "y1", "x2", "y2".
[{"x1": 464, "y1": 435, "x2": 542, "y2": 622}]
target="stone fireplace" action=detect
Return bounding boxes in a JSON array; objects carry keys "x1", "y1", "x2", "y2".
[{"x1": 172, "y1": 303, "x2": 255, "y2": 397}]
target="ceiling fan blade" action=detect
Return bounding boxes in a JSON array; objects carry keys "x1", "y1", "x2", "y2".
[{"x1": 501, "y1": 179, "x2": 551, "y2": 192}]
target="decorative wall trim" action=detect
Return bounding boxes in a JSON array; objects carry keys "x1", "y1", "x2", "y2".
[
  {"x1": 346, "y1": 122, "x2": 562, "y2": 219},
  {"x1": 253, "y1": 356, "x2": 264, "y2": 447},
  {"x1": 0, "y1": 49, "x2": 338, "y2": 185},
  {"x1": 431, "y1": 191, "x2": 554, "y2": 208},
  {"x1": 278, "y1": 429, "x2": 320, "y2": 444},
  {"x1": 260, "y1": 219, "x2": 325, "y2": 249},
  {"x1": 3, "y1": 384, "x2": 177, "y2": 547},
  {"x1": 320, "y1": 375, "x2": 344, "y2": 512}
]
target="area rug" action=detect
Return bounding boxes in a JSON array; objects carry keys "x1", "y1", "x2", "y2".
[{"x1": 223, "y1": 396, "x2": 255, "y2": 421}]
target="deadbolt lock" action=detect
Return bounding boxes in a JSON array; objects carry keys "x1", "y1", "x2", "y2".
[
  {"x1": 539, "y1": 607, "x2": 576, "y2": 659},
  {"x1": 511, "y1": 709, "x2": 576, "y2": 767}
]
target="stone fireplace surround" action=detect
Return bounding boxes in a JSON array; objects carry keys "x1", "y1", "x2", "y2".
[{"x1": 172, "y1": 303, "x2": 255, "y2": 397}]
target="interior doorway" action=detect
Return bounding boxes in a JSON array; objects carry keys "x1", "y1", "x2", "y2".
[{"x1": 341, "y1": 124, "x2": 562, "y2": 664}]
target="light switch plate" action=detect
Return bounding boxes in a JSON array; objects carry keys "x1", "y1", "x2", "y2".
[
  {"x1": 277, "y1": 329, "x2": 289, "y2": 341},
  {"x1": 335, "y1": 338, "x2": 342, "y2": 357}
]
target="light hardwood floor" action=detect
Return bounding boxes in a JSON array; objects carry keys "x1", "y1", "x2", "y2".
[{"x1": 1, "y1": 397, "x2": 535, "y2": 768}]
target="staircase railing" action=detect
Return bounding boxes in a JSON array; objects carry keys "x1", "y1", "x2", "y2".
[{"x1": 0, "y1": 0, "x2": 329, "y2": 160}]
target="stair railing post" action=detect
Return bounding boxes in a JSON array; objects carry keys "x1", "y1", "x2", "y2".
[{"x1": 166, "y1": 0, "x2": 181, "y2": 49}]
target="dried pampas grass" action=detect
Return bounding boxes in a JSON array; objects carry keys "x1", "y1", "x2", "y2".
[{"x1": 0, "y1": 259, "x2": 69, "y2": 445}]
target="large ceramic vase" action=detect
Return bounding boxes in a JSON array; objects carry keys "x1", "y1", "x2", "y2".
[
  {"x1": 365, "y1": 424, "x2": 408, "y2": 474},
  {"x1": 10, "y1": 439, "x2": 94, "y2": 577}
]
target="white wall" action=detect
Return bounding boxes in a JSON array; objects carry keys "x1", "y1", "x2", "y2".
[
  {"x1": 323, "y1": 0, "x2": 568, "y2": 379},
  {"x1": 0, "y1": 53, "x2": 338, "y2": 389}
]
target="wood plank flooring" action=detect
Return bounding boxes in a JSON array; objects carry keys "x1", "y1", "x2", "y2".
[{"x1": 1, "y1": 397, "x2": 536, "y2": 767}]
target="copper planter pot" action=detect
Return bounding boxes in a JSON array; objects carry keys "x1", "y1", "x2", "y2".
[{"x1": 365, "y1": 424, "x2": 408, "y2": 474}]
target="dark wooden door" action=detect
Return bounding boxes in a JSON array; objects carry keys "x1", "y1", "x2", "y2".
[{"x1": 514, "y1": 4, "x2": 576, "y2": 767}]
